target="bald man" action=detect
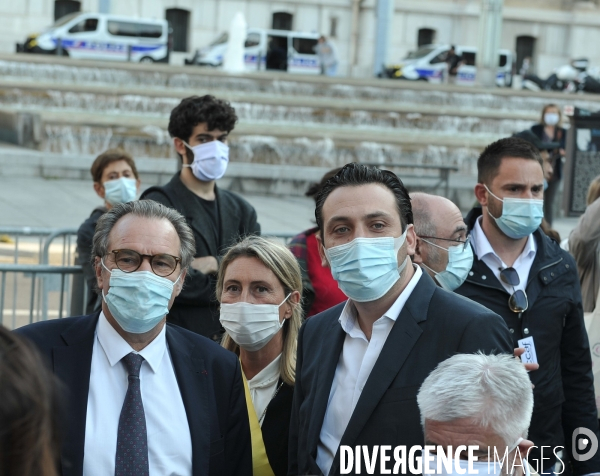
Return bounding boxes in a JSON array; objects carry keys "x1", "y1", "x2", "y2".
[{"x1": 411, "y1": 192, "x2": 473, "y2": 291}]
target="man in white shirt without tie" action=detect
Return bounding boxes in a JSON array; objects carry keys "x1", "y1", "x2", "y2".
[{"x1": 288, "y1": 163, "x2": 513, "y2": 476}]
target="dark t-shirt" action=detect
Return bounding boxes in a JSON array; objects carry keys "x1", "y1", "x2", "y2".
[{"x1": 192, "y1": 194, "x2": 220, "y2": 246}]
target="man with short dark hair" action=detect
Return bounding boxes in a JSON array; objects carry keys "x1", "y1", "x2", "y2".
[
  {"x1": 17, "y1": 200, "x2": 252, "y2": 476},
  {"x1": 77, "y1": 148, "x2": 141, "y2": 314},
  {"x1": 142, "y1": 95, "x2": 260, "y2": 340},
  {"x1": 288, "y1": 163, "x2": 513, "y2": 476},
  {"x1": 455, "y1": 137, "x2": 600, "y2": 475}
]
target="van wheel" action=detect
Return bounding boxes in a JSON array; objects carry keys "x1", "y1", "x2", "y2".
[{"x1": 140, "y1": 56, "x2": 155, "y2": 63}]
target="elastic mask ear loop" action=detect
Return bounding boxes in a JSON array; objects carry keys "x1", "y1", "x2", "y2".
[
  {"x1": 179, "y1": 139, "x2": 194, "y2": 168},
  {"x1": 484, "y1": 184, "x2": 504, "y2": 222},
  {"x1": 279, "y1": 293, "x2": 292, "y2": 307}
]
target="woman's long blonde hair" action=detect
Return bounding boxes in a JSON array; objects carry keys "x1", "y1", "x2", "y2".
[{"x1": 217, "y1": 236, "x2": 303, "y2": 386}]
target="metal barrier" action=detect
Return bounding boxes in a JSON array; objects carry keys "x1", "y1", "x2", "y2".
[
  {"x1": 0, "y1": 264, "x2": 85, "y2": 330},
  {"x1": 0, "y1": 229, "x2": 298, "y2": 329}
]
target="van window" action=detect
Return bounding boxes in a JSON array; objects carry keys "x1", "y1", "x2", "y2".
[
  {"x1": 139, "y1": 23, "x2": 163, "y2": 38},
  {"x1": 499, "y1": 54, "x2": 507, "y2": 67},
  {"x1": 292, "y1": 37, "x2": 318, "y2": 55},
  {"x1": 462, "y1": 52, "x2": 476, "y2": 66},
  {"x1": 430, "y1": 51, "x2": 449, "y2": 64},
  {"x1": 210, "y1": 32, "x2": 228, "y2": 46},
  {"x1": 245, "y1": 33, "x2": 260, "y2": 48},
  {"x1": 68, "y1": 18, "x2": 98, "y2": 34},
  {"x1": 107, "y1": 21, "x2": 138, "y2": 37},
  {"x1": 405, "y1": 45, "x2": 437, "y2": 60}
]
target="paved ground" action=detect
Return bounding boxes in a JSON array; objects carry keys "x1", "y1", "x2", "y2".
[
  {"x1": 0, "y1": 176, "x2": 316, "y2": 235},
  {"x1": 0, "y1": 175, "x2": 579, "y2": 238}
]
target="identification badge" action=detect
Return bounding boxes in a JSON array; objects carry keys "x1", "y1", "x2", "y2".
[{"x1": 518, "y1": 336, "x2": 538, "y2": 364}]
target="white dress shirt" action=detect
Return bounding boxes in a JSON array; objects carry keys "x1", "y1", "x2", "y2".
[
  {"x1": 83, "y1": 313, "x2": 192, "y2": 476},
  {"x1": 247, "y1": 353, "x2": 282, "y2": 426},
  {"x1": 316, "y1": 265, "x2": 423, "y2": 476},
  {"x1": 471, "y1": 217, "x2": 537, "y2": 293}
]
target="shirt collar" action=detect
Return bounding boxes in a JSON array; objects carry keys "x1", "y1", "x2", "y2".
[
  {"x1": 247, "y1": 354, "x2": 282, "y2": 390},
  {"x1": 471, "y1": 216, "x2": 537, "y2": 268},
  {"x1": 338, "y1": 264, "x2": 423, "y2": 338},
  {"x1": 96, "y1": 311, "x2": 167, "y2": 374}
]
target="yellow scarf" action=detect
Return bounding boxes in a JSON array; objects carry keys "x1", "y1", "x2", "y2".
[{"x1": 242, "y1": 368, "x2": 276, "y2": 476}]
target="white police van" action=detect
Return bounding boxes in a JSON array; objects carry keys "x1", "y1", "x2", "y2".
[
  {"x1": 22, "y1": 13, "x2": 169, "y2": 63},
  {"x1": 384, "y1": 44, "x2": 513, "y2": 87},
  {"x1": 186, "y1": 28, "x2": 321, "y2": 75}
]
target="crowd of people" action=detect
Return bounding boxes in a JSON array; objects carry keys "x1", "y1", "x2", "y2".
[{"x1": 2, "y1": 94, "x2": 600, "y2": 476}]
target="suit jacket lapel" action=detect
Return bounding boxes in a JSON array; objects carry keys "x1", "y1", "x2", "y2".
[
  {"x1": 329, "y1": 273, "x2": 434, "y2": 475},
  {"x1": 167, "y1": 326, "x2": 209, "y2": 476},
  {"x1": 307, "y1": 315, "x2": 346, "y2": 459},
  {"x1": 53, "y1": 313, "x2": 98, "y2": 476}
]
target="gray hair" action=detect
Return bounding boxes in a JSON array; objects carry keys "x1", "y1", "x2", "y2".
[
  {"x1": 92, "y1": 200, "x2": 195, "y2": 269},
  {"x1": 410, "y1": 192, "x2": 437, "y2": 238},
  {"x1": 417, "y1": 353, "x2": 534, "y2": 445}
]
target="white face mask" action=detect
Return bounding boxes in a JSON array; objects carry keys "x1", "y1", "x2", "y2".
[
  {"x1": 181, "y1": 139, "x2": 229, "y2": 182},
  {"x1": 424, "y1": 438, "x2": 523, "y2": 476},
  {"x1": 220, "y1": 294, "x2": 291, "y2": 352},
  {"x1": 544, "y1": 112, "x2": 560, "y2": 126}
]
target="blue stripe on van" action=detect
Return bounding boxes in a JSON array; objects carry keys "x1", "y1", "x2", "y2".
[{"x1": 52, "y1": 38, "x2": 163, "y2": 53}]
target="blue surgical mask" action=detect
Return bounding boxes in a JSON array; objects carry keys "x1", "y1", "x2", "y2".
[
  {"x1": 103, "y1": 177, "x2": 137, "y2": 206},
  {"x1": 325, "y1": 230, "x2": 408, "y2": 302},
  {"x1": 181, "y1": 140, "x2": 229, "y2": 182},
  {"x1": 485, "y1": 185, "x2": 544, "y2": 239},
  {"x1": 421, "y1": 238, "x2": 474, "y2": 291},
  {"x1": 101, "y1": 260, "x2": 180, "y2": 334},
  {"x1": 543, "y1": 179, "x2": 549, "y2": 191}
]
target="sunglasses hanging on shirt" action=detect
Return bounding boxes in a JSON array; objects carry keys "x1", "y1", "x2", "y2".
[{"x1": 499, "y1": 267, "x2": 528, "y2": 313}]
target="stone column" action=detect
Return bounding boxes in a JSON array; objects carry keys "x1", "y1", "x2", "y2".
[{"x1": 476, "y1": 0, "x2": 503, "y2": 88}]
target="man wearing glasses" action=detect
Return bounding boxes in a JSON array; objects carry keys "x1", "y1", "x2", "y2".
[
  {"x1": 455, "y1": 137, "x2": 600, "y2": 476},
  {"x1": 411, "y1": 192, "x2": 473, "y2": 291},
  {"x1": 16, "y1": 200, "x2": 252, "y2": 476}
]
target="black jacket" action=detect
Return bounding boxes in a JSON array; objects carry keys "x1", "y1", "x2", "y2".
[
  {"x1": 76, "y1": 207, "x2": 106, "y2": 314},
  {"x1": 531, "y1": 123, "x2": 567, "y2": 179},
  {"x1": 289, "y1": 271, "x2": 513, "y2": 476},
  {"x1": 456, "y1": 207, "x2": 600, "y2": 475},
  {"x1": 141, "y1": 173, "x2": 260, "y2": 339},
  {"x1": 15, "y1": 313, "x2": 252, "y2": 476},
  {"x1": 262, "y1": 380, "x2": 294, "y2": 476}
]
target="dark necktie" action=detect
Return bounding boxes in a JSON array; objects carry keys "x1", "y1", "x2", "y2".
[{"x1": 115, "y1": 352, "x2": 149, "y2": 476}]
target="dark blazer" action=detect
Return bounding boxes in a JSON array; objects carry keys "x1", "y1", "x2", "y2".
[
  {"x1": 141, "y1": 173, "x2": 260, "y2": 339},
  {"x1": 15, "y1": 313, "x2": 252, "y2": 476},
  {"x1": 288, "y1": 272, "x2": 513, "y2": 476},
  {"x1": 456, "y1": 207, "x2": 600, "y2": 475},
  {"x1": 262, "y1": 380, "x2": 294, "y2": 476}
]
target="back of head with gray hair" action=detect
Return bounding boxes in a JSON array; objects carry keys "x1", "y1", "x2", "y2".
[
  {"x1": 417, "y1": 353, "x2": 534, "y2": 445},
  {"x1": 92, "y1": 200, "x2": 195, "y2": 269}
]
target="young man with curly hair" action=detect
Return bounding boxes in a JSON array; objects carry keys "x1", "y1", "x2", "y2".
[{"x1": 142, "y1": 95, "x2": 260, "y2": 340}]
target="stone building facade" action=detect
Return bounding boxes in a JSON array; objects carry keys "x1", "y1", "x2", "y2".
[{"x1": 3, "y1": 0, "x2": 600, "y2": 78}]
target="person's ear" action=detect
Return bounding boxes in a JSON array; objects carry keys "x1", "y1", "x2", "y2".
[
  {"x1": 516, "y1": 439, "x2": 535, "y2": 474},
  {"x1": 174, "y1": 269, "x2": 187, "y2": 297},
  {"x1": 93, "y1": 181, "x2": 105, "y2": 200},
  {"x1": 95, "y1": 256, "x2": 105, "y2": 290},
  {"x1": 317, "y1": 233, "x2": 330, "y2": 268},
  {"x1": 404, "y1": 224, "x2": 417, "y2": 257},
  {"x1": 284, "y1": 290, "x2": 301, "y2": 319},
  {"x1": 474, "y1": 183, "x2": 489, "y2": 207},
  {"x1": 173, "y1": 138, "x2": 189, "y2": 163},
  {"x1": 413, "y1": 236, "x2": 424, "y2": 264}
]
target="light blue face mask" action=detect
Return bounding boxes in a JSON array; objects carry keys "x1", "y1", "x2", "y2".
[
  {"x1": 485, "y1": 185, "x2": 544, "y2": 239},
  {"x1": 420, "y1": 237, "x2": 474, "y2": 291},
  {"x1": 324, "y1": 230, "x2": 408, "y2": 302},
  {"x1": 103, "y1": 177, "x2": 137, "y2": 206},
  {"x1": 101, "y1": 260, "x2": 180, "y2": 334}
]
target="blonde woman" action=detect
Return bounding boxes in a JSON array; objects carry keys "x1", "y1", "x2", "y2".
[{"x1": 218, "y1": 236, "x2": 302, "y2": 476}]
